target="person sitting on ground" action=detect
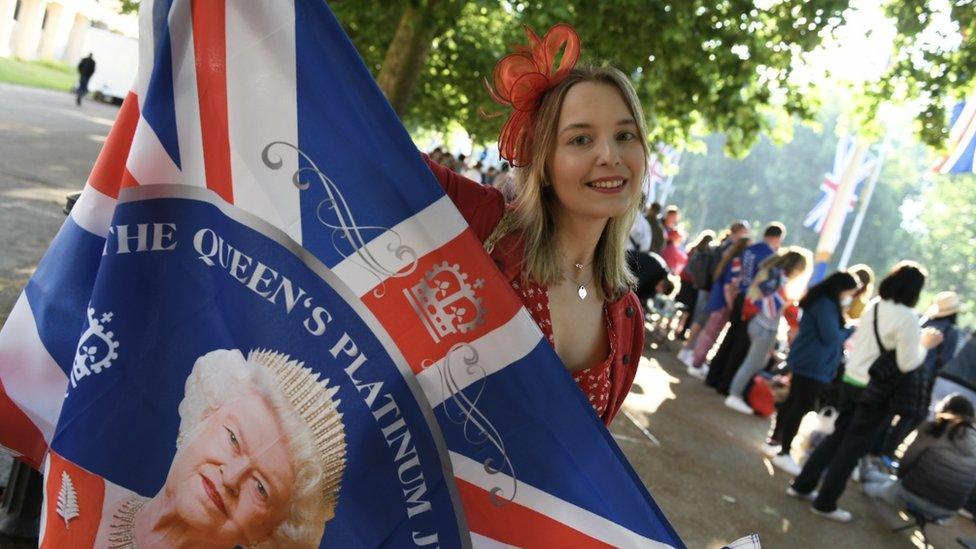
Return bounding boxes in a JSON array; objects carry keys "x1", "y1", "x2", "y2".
[
  {"x1": 765, "y1": 271, "x2": 860, "y2": 474},
  {"x1": 931, "y1": 333, "x2": 976, "y2": 420},
  {"x1": 723, "y1": 247, "x2": 812, "y2": 415},
  {"x1": 862, "y1": 394, "x2": 976, "y2": 521}
]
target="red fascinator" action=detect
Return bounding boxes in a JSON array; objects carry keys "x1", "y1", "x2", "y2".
[{"x1": 486, "y1": 23, "x2": 581, "y2": 167}]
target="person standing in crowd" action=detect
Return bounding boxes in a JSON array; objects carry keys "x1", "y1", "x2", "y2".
[
  {"x1": 647, "y1": 202, "x2": 666, "y2": 253},
  {"x1": 627, "y1": 201, "x2": 671, "y2": 308},
  {"x1": 675, "y1": 230, "x2": 716, "y2": 341},
  {"x1": 876, "y1": 291, "x2": 962, "y2": 462},
  {"x1": 421, "y1": 24, "x2": 650, "y2": 425},
  {"x1": 862, "y1": 394, "x2": 976, "y2": 521},
  {"x1": 486, "y1": 166, "x2": 498, "y2": 185},
  {"x1": 679, "y1": 221, "x2": 750, "y2": 367},
  {"x1": 660, "y1": 206, "x2": 687, "y2": 274},
  {"x1": 765, "y1": 271, "x2": 860, "y2": 474},
  {"x1": 846, "y1": 264, "x2": 875, "y2": 319},
  {"x1": 685, "y1": 236, "x2": 752, "y2": 379},
  {"x1": 724, "y1": 248, "x2": 812, "y2": 415},
  {"x1": 707, "y1": 222, "x2": 786, "y2": 394},
  {"x1": 76, "y1": 53, "x2": 96, "y2": 106},
  {"x1": 789, "y1": 261, "x2": 944, "y2": 522},
  {"x1": 931, "y1": 334, "x2": 976, "y2": 418}
]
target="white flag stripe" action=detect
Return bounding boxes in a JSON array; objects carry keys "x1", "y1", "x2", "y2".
[
  {"x1": 330, "y1": 195, "x2": 468, "y2": 297},
  {"x1": 470, "y1": 533, "x2": 519, "y2": 549},
  {"x1": 70, "y1": 184, "x2": 118, "y2": 239},
  {"x1": 167, "y1": 0, "x2": 207, "y2": 189},
  {"x1": 417, "y1": 310, "x2": 543, "y2": 409},
  {"x1": 133, "y1": 0, "x2": 156, "y2": 99},
  {"x1": 450, "y1": 452, "x2": 673, "y2": 549},
  {"x1": 225, "y1": 1, "x2": 303, "y2": 244},
  {"x1": 0, "y1": 294, "x2": 69, "y2": 444},
  {"x1": 126, "y1": 115, "x2": 184, "y2": 187},
  {"x1": 942, "y1": 100, "x2": 976, "y2": 174}
]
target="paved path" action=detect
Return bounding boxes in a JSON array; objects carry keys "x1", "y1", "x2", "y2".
[{"x1": 614, "y1": 338, "x2": 976, "y2": 548}]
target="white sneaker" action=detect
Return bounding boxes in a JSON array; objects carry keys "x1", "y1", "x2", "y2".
[
  {"x1": 811, "y1": 506, "x2": 852, "y2": 523},
  {"x1": 677, "y1": 349, "x2": 694, "y2": 367},
  {"x1": 686, "y1": 364, "x2": 707, "y2": 380},
  {"x1": 760, "y1": 442, "x2": 782, "y2": 457},
  {"x1": 786, "y1": 486, "x2": 818, "y2": 501},
  {"x1": 772, "y1": 454, "x2": 802, "y2": 476},
  {"x1": 724, "y1": 395, "x2": 753, "y2": 415}
]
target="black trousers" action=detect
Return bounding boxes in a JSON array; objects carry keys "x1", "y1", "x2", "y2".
[
  {"x1": 874, "y1": 413, "x2": 922, "y2": 458},
  {"x1": 770, "y1": 374, "x2": 828, "y2": 453},
  {"x1": 791, "y1": 382, "x2": 889, "y2": 512},
  {"x1": 706, "y1": 294, "x2": 750, "y2": 394}
]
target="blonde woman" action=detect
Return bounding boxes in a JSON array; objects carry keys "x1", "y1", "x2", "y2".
[
  {"x1": 421, "y1": 24, "x2": 647, "y2": 424},
  {"x1": 724, "y1": 247, "x2": 813, "y2": 414}
]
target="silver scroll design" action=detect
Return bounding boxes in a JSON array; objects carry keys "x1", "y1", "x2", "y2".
[
  {"x1": 261, "y1": 140, "x2": 418, "y2": 297},
  {"x1": 427, "y1": 343, "x2": 517, "y2": 506}
]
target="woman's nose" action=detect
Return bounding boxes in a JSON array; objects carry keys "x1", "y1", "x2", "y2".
[
  {"x1": 596, "y1": 137, "x2": 621, "y2": 166},
  {"x1": 220, "y1": 456, "x2": 250, "y2": 493}
]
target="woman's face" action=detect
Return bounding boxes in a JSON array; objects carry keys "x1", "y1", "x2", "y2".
[
  {"x1": 548, "y1": 81, "x2": 645, "y2": 222},
  {"x1": 164, "y1": 389, "x2": 297, "y2": 546}
]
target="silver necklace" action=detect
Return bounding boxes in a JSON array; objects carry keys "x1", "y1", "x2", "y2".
[{"x1": 568, "y1": 260, "x2": 593, "y2": 300}]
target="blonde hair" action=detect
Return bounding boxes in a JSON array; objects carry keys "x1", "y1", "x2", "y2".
[
  {"x1": 747, "y1": 247, "x2": 813, "y2": 301},
  {"x1": 508, "y1": 64, "x2": 649, "y2": 300}
]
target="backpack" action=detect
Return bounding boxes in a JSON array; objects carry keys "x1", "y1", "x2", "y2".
[
  {"x1": 861, "y1": 305, "x2": 929, "y2": 418},
  {"x1": 688, "y1": 244, "x2": 720, "y2": 290}
]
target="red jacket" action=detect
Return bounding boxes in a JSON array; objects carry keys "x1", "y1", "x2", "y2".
[{"x1": 423, "y1": 155, "x2": 643, "y2": 424}]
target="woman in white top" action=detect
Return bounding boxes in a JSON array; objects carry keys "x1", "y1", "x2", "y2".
[{"x1": 788, "y1": 261, "x2": 943, "y2": 522}]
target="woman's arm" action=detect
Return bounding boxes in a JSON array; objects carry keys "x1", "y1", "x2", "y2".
[{"x1": 421, "y1": 153, "x2": 506, "y2": 242}]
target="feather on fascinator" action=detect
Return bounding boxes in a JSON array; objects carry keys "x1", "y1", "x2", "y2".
[{"x1": 486, "y1": 23, "x2": 581, "y2": 167}]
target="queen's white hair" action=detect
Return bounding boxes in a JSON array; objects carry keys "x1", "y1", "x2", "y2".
[{"x1": 177, "y1": 349, "x2": 328, "y2": 548}]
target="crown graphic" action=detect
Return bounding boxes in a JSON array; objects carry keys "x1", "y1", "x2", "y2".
[
  {"x1": 404, "y1": 261, "x2": 486, "y2": 343},
  {"x1": 71, "y1": 308, "x2": 120, "y2": 387}
]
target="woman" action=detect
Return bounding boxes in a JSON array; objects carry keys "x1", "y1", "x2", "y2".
[
  {"x1": 765, "y1": 271, "x2": 860, "y2": 474},
  {"x1": 685, "y1": 236, "x2": 752, "y2": 379},
  {"x1": 876, "y1": 291, "x2": 962, "y2": 461},
  {"x1": 422, "y1": 24, "x2": 647, "y2": 425},
  {"x1": 674, "y1": 230, "x2": 715, "y2": 338},
  {"x1": 845, "y1": 264, "x2": 874, "y2": 320},
  {"x1": 94, "y1": 349, "x2": 346, "y2": 548},
  {"x1": 789, "y1": 261, "x2": 944, "y2": 522},
  {"x1": 723, "y1": 247, "x2": 812, "y2": 415},
  {"x1": 863, "y1": 394, "x2": 976, "y2": 520}
]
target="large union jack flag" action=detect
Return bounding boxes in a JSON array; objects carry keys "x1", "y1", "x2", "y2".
[
  {"x1": 803, "y1": 135, "x2": 875, "y2": 234},
  {"x1": 932, "y1": 98, "x2": 976, "y2": 175},
  {"x1": 0, "y1": 1, "x2": 681, "y2": 547}
]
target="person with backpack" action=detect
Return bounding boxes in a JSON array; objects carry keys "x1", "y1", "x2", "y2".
[
  {"x1": 723, "y1": 248, "x2": 812, "y2": 415},
  {"x1": 789, "y1": 261, "x2": 944, "y2": 522},
  {"x1": 674, "y1": 230, "x2": 715, "y2": 338},
  {"x1": 677, "y1": 221, "x2": 749, "y2": 364},
  {"x1": 765, "y1": 271, "x2": 860, "y2": 474},
  {"x1": 862, "y1": 394, "x2": 976, "y2": 521}
]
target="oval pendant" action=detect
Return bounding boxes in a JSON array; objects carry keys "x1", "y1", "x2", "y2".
[{"x1": 577, "y1": 285, "x2": 587, "y2": 300}]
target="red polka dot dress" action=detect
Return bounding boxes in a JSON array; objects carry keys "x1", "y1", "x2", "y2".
[{"x1": 510, "y1": 275, "x2": 615, "y2": 418}]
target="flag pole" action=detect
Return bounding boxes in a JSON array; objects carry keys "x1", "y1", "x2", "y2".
[
  {"x1": 811, "y1": 141, "x2": 870, "y2": 283},
  {"x1": 837, "y1": 133, "x2": 889, "y2": 270}
]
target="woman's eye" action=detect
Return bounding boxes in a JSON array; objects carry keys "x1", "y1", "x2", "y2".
[
  {"x1": 256, "y1": 479, "x2": 269, "y2": 500},
  {"x1": 224, "y1": 427, "x2": 239, "y2": 450},
  {"x1": 570, "y1": 135, "x2": 591, "y2": 146},
  {"x1": 617, "y1": 131, "x2": 635, "y2": 141}
]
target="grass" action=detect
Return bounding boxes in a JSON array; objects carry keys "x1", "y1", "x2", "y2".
[{"x1": 0, "y1": 57, "x2": 76, "y2": 91}]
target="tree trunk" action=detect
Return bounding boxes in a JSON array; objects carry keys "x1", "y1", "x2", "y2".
[{"x1": 376, "y1": 2, "x2": 436, "y2": 115}]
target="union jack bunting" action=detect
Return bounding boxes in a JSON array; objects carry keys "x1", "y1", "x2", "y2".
[
  {"x1": 803, "y1": 135, "x2": 875, "y2": 233},
  {"x1": 932, "y1": 98, "x2": 976, "y2": 175},
  {"x1": 0, "y1": 1, "x2": 681, "y2": 547}
]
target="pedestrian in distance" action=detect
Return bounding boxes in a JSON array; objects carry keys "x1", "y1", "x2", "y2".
[{"x1": 76, "y1": 53, "x2": 96, "y2": 106}]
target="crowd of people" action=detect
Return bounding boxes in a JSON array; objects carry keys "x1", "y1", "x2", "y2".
[{"x1": 622, "y1": 202, "x2": 976, "y2": 528}]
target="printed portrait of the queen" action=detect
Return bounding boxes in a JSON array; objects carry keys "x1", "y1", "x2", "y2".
[{"x1": 96, "y1": 349, "x2": 347, "y2": 548}]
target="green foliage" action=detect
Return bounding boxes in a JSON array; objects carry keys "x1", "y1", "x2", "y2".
[
  {"x1": 855, "y1": 0, "x2": 976, "y2": 150},
  {"x1": 0, "y1": 57, "x2": 76, "y2": 91},
  {"x1": 911, "y1": 175, "x2": 976, "y2": 325},
  {"x1": 332, "y1": 0, "x2": 851, "y2": 154},
  {"x1": 118, "y1": 0, "x2": 140, "y2": 15}
]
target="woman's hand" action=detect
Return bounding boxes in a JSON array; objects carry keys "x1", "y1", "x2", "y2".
[{"x1": 920, "y1": 327, "x2": 944, "y2": 350}]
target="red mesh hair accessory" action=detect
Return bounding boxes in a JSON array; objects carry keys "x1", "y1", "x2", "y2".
[{"x1": 486, "y1": 23, "x2": 581, "y2": 167}]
